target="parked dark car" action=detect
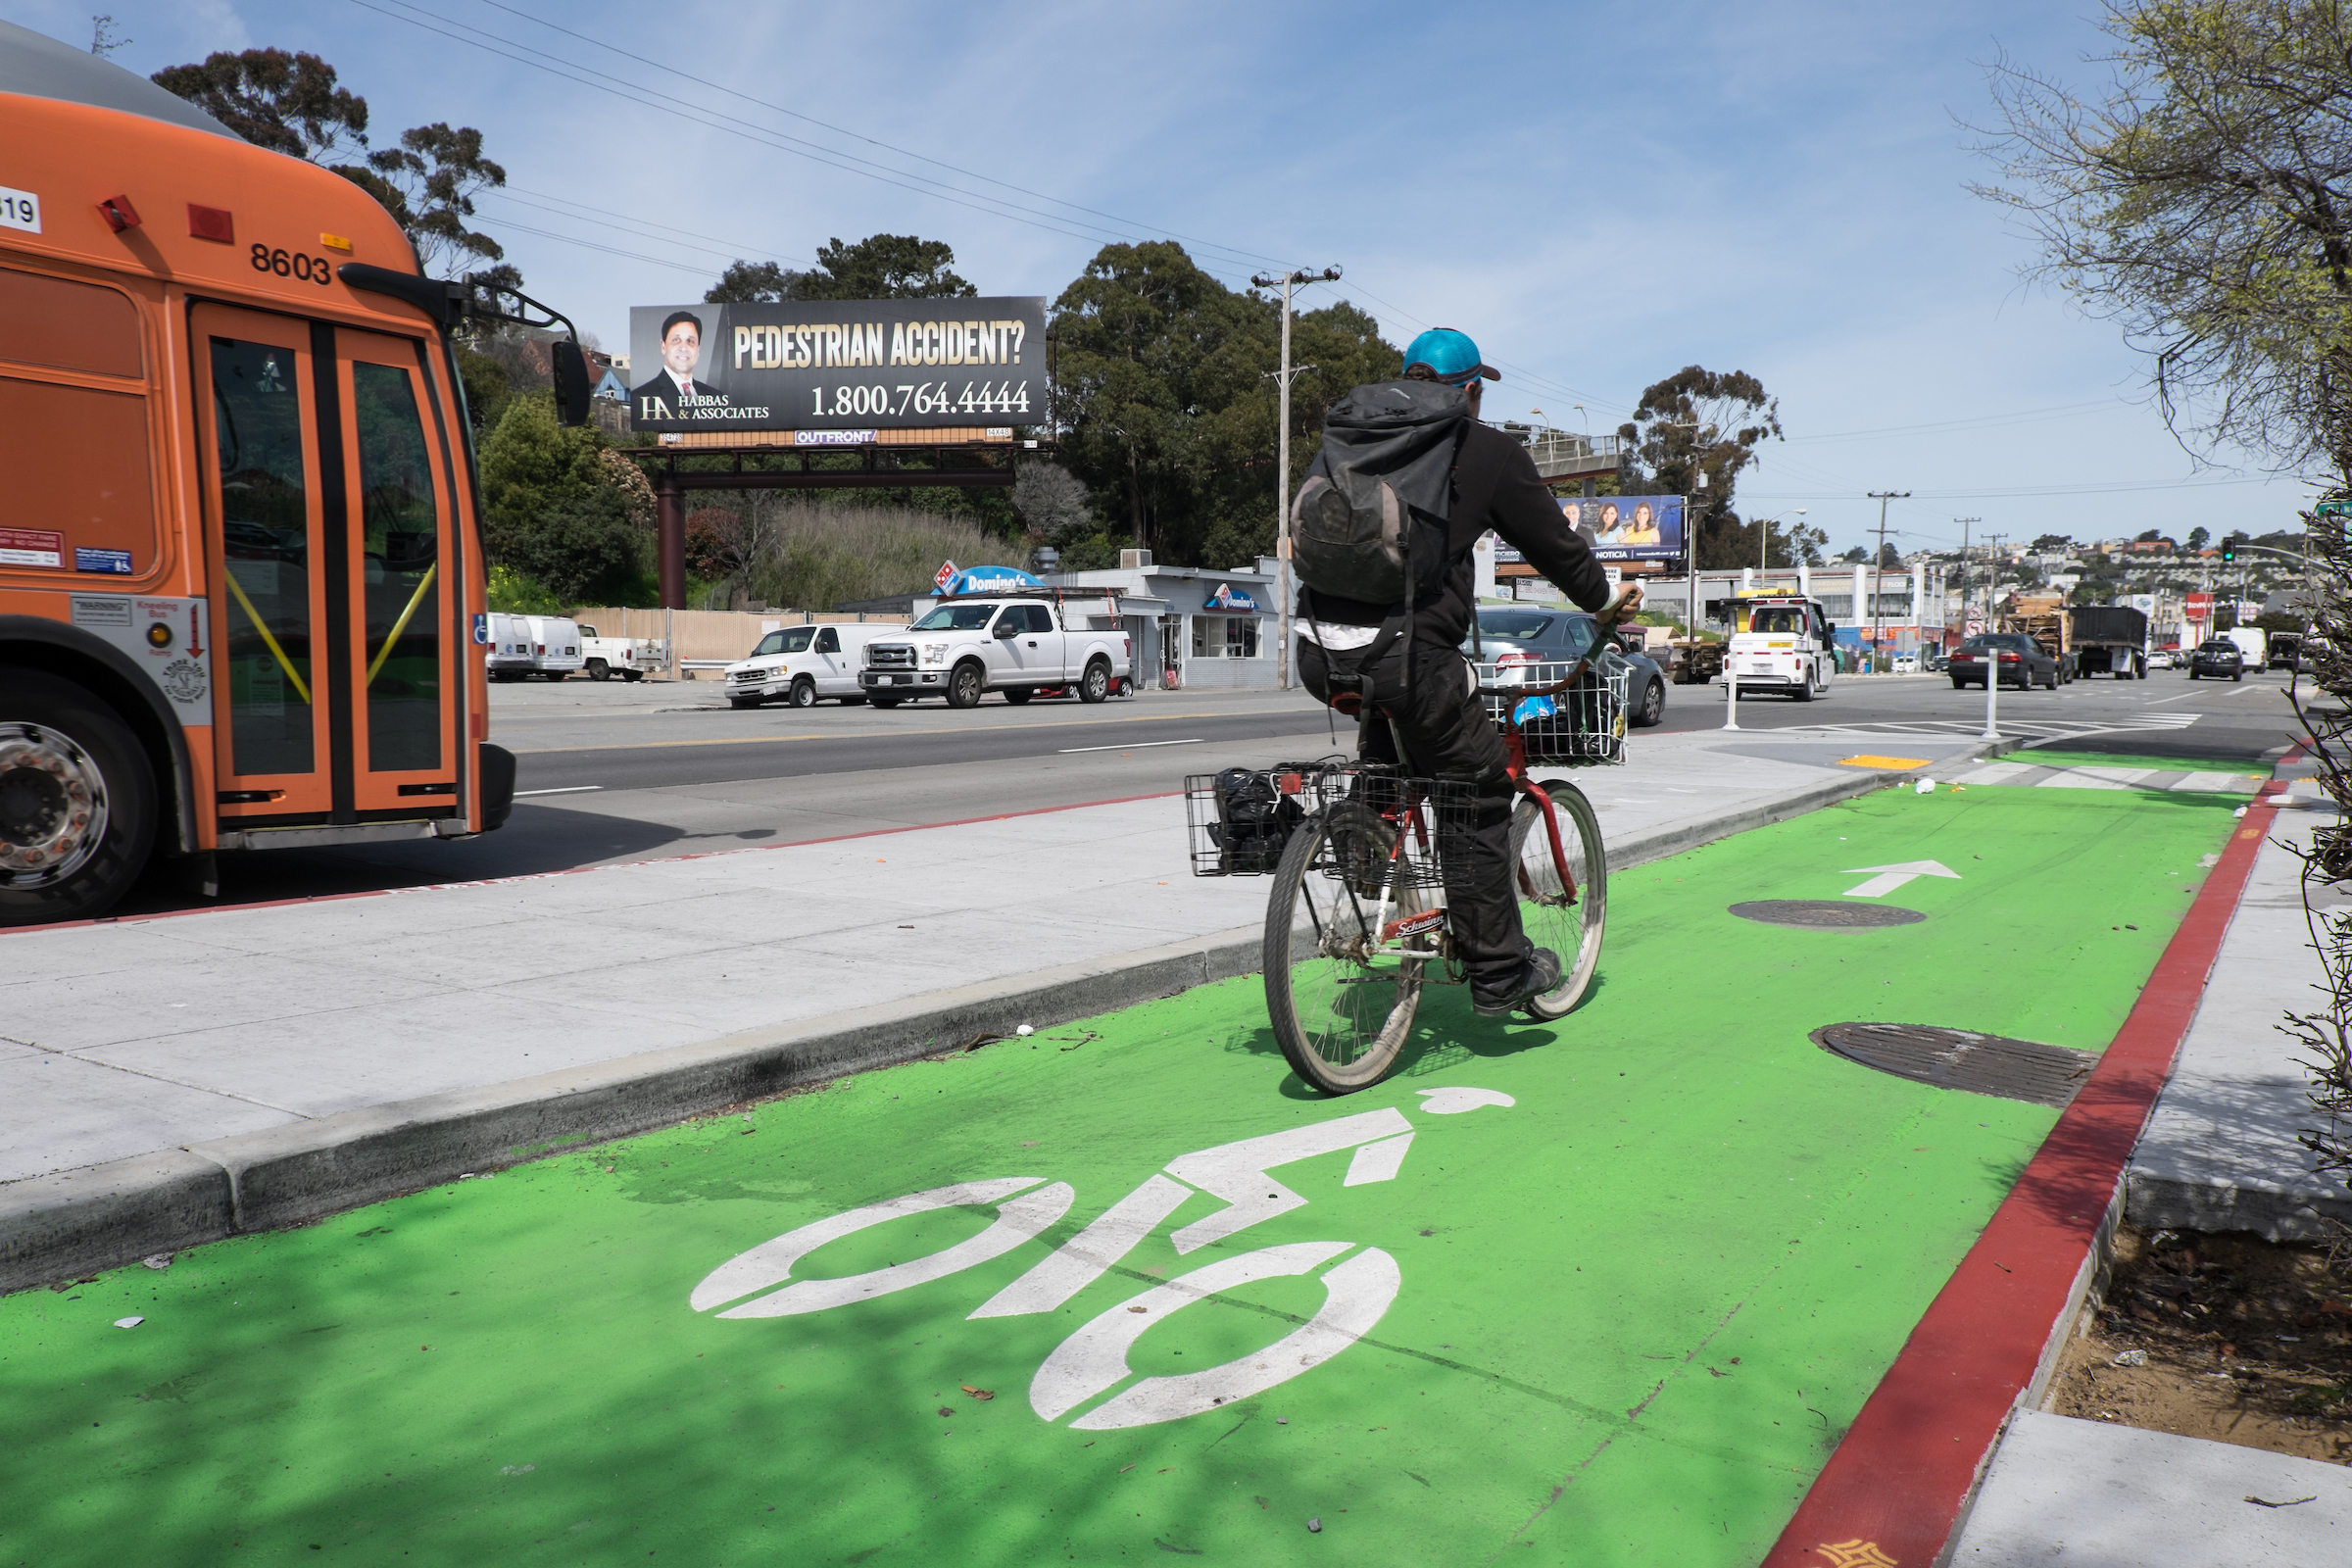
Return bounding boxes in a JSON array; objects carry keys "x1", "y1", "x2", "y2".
[
  {"x1": 2187, "y1": 638, "x2": 2244, "y2": 681},
  {"x1": 1462, "y1": 607, "x2": 1668, "y2": 727},
  {"x1": 1949, "y1": 633, "x2": 2058, "y2": 690}
]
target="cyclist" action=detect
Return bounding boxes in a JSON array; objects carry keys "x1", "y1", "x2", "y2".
[{"x1": 1296, "y1": 327, "x2": 1627, "y2": 1017}]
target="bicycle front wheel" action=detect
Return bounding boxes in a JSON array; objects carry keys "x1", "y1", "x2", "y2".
[
  {"x1": 1508, "y1": 780, "x2": 1607, "y2": 1020},
  {"x1": 1263, "y1": 803, "x2": 1426, "y2": 1094}
]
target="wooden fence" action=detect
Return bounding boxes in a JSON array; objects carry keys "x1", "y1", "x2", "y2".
[{"x1": 568, "y1": 607, "x2": 915, "y2": 672}]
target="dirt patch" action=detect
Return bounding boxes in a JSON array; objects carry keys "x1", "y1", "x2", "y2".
[{"x1": 2045, "y1": 1223, "x2": 2352, "y2": 1464}]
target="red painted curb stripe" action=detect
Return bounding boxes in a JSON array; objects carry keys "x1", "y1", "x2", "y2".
[
  {"x1": 1759, "y1": 790, "x2": 2283, "y2": 1568},
  {"x1": 1, "y1": 789, "x2": 1186, "y2": 938}
]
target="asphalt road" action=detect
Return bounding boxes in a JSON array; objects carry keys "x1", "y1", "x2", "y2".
[{"x1": 97, "y1": 662, "x2": 2305, "y2": 919}]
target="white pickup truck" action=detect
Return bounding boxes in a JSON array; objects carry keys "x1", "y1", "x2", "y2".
[
  {"x1": 859, "y1": 597, "x2": 1132, "y2": 709},
  {"x1": 576, "y1": 623, "x2": 668, "y2": 683}
]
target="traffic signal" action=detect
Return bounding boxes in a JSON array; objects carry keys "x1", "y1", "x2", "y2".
[{"x1": 2220, "y1": 537, "x2": 2235, "y2": 562}]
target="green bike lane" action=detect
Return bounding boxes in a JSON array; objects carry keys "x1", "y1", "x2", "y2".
[{"x1": 0, "y1": 783, "x2": 2247, "y2": 1566}]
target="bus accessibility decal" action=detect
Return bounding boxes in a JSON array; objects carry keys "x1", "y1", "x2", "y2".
[{"x1": 688, "y1": 1087, "x2": 1516, "y2": 1430}]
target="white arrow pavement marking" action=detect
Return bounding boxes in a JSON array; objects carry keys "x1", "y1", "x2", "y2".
[{"x1": 1841, "y1": 860, "x2": 1963, "y2": 899}]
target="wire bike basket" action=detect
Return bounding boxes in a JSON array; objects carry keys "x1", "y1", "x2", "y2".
[
  {"x1": 1184, "y1": 760, "x2": 1474, "y2": 888},
  {"x1": 1477, "y1": 653, "x2": 1631, "y2": 765},
  {"x1": 1185, "y1": 760, "x2": 1323, "y2": 877}
]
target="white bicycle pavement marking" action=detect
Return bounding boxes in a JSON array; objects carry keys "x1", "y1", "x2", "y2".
[
  {"x1": 1033, "y1": 1242, "x2": 1403, "y2": 1430},
  {"x1": 969, "y1": 1174, "x2": 1194, "y2": 1319},
  {"x1": 691, "y1": 1177, "x2": 1073, "y2": 1317},
  {"x1": 687, "y1": 1089, "x2": 1513, "y2": 1427},
  {"x1": 1162, "y1": 1106, "x2": 1413, "y2": 1254}
]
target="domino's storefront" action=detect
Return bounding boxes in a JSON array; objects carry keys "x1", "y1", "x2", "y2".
[{"x1": 1048, "y1": 560, "x2": 1278, "y2": 691}]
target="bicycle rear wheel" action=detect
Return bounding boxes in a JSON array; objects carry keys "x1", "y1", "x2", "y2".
[
  {"x1": 1263, "y1": 803, "x2": 1427, "y2": 1094},
  {"x1": 1508, "y1": 780, "x2": 1606, "y2": 1020}
]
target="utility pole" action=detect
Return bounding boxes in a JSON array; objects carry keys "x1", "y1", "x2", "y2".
[
  {"x1": 1953, "y1": 516, "x2": 1981, "y2": 649},
  {"x1": 1865, "y1": 490, "x2": 1909, "y2": 670},
  {"x1": 1251, "y1": 265, "x2": 1343, "y2": 691}
]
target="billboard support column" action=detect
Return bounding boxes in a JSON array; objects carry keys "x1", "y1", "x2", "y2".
[{"x1": 657, "y1": 471, "x2": 686, "y2": 611}]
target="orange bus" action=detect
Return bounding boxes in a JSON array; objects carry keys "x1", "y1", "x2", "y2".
[{"x1": 0, "y1": 26, "x2": 588, "y2": 926}]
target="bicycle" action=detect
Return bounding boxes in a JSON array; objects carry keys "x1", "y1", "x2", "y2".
[{"x1": 1190, "y1": 590, "x2": 1642, "y2": 1095}]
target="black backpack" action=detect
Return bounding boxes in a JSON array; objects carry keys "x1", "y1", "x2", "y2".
[
  {"x1": 1209, "y1": 766, "x2": 1303, "y2": 873},
  {"x1": 1291, "y1": 379, "x2": 1469, "y2": 608}
]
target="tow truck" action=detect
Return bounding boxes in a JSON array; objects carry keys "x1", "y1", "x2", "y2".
[{"x1": 1726, "y1": 594, "x2": 1838, "y2": 701}]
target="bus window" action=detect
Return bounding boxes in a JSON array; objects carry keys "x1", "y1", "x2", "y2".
[
  {"x1": 0, "y1": 376, "x2": 156, "y2": 574},
  {"x1": 212, "y1": 337, "x2": 318, "y2": 778},
  {"x1": 0, "y1": 267, "x2": 142, "y2": 379},
  {"x1": 352, "y1": 362, "x2": 442, "y2": 773}
]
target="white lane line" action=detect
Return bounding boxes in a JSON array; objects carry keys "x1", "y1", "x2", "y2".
[
  {"x1": 1056, "y1": 738, "x2": 1204, "y2": 755},
  {"x1": 514, "y1": 785, "x2": 605, "y2": 796}
]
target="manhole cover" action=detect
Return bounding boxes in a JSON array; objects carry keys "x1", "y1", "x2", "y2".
[
  {"x1": 1729, "y1": 900, "x2": 1926, "y2": 929},
  {"x1": 1810, "y1": 1022, "x2": 2096, "y2": 1108}
]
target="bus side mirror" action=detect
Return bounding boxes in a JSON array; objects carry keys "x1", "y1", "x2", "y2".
[{"x1": 552, "y1": 340, "x2": 593, "y2": 427}]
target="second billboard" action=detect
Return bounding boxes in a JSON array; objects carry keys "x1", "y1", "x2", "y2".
[
  {"x1": 629, "y1": 296, "x2": 1050, "y2": 436},
  {"x1": 1561, "y1": 495, "x2": 1685, "y2": 563}
]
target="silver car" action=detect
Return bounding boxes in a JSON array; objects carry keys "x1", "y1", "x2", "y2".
[{"x1": 1461, "y1": 607, "x2": 1668, "y2": 727}]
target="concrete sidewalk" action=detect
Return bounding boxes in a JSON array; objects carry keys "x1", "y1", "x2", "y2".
[
  {"x1": 1941, "y1": 754, "x2": 2351, "y2": 1567},
  {"x1": 2126, "y1": 797, "x2": 2349, "y2": 1240},
  {"x1": 0, "y1": 726, "x2": 1990, "y2": 1289},
  {"x1": 1951, "y1": 1409, "x2": 2352, "y2": 1565}
]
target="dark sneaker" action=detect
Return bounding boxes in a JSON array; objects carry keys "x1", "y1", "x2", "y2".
[{"x1": 1472, "y1": 947, "x2": 1562, "y2": 1018}]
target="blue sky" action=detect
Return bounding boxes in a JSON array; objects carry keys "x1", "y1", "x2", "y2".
[{"x1": 6, "y1": 0, "x2": 2316, "y2": 556}]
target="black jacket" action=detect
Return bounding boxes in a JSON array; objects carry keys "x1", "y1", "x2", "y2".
[{"x1": 1297, "y1": 422, "x2": 1612, "y2": 646}]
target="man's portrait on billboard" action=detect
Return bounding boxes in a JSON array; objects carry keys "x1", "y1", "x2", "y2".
[
  {"x1": 1557, "y1": 498, "x2": 1598, "y2": 547},
  {"x1": 630, "y1": 310, "x2": 722, "y2": 413}
]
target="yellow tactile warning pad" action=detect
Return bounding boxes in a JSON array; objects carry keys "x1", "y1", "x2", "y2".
[{"x1": 1838, "y1": 754, "x2": 1934, "y2": 770}]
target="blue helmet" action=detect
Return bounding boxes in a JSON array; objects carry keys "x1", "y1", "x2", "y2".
[{"x1": 1401, "y1": 327, "x2": 1499, "y2": 386}]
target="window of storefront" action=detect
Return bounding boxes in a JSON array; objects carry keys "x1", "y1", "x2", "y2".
[{"x1": 1226, "y1": 617, "x2": 1258, "y2": 658}]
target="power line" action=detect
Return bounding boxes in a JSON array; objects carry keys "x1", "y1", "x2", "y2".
[
  {"x1": 353, "y1": 0, "x2": 1284, "y2": 283},
  {"x1": 473, "y1": 0, "x2": 1298, "y2": 276},
  {"x1": 488, "y1": 187, "x2": 809, "y2": 268},
  {"x1": 1743, "y1": 472, "x2": 2296, "y2": 501},
  {"x1": 479, "y1": 217, "x2": 726, "y2": 276},
  {"x1": 349, "y1": 0, "x2": 1239, "y2": 271},
  {"x1": 1784, "y1": 398, "x2": 2119, "y2": 443}
]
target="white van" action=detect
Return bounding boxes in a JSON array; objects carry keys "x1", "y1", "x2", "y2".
[
  {"x1": 725, "y1": 623, "x2": 899, "y2": 708},
  {"x1": 485, "y1": 612, "x2": 586, "y2": 682}
]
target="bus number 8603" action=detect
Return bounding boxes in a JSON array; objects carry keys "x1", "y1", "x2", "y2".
[{"x1": 251, "y1": 243, "x2": 333, "y2": 286}]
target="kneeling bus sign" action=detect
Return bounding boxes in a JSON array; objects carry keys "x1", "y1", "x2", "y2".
[{"x1": 629, "y1": 296, "x2": 1049, "y2": 435}]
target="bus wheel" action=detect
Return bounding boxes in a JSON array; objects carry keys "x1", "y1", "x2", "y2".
[{"x1": 0, "y1": 673, "x2": 157, "y2": 928}]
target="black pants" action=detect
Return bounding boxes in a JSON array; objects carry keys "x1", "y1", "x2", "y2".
[{"x1": 1298, "y1": 636, "x2": 1530, "y2": 1000}]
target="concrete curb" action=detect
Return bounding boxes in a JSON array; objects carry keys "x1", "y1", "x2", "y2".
[{"x1": 0, "y1": 751, "x2": 1963, "y2": 1295}]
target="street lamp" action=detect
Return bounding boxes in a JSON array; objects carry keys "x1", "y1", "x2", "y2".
[
  {"x1": 1250, "y1": 265, "x2": 1344, "y2": 692},
  {"x1": 1760, "y1": 508, "x2": 1807, "y2": 574}
]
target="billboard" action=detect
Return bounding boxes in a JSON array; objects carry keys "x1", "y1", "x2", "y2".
[
  {"x1": 628, "y1": 296, "x2": 1050, "y2": 436},
  {"x1": 1559, "y1": 495, "x2": 1685, "y2": 563}
]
